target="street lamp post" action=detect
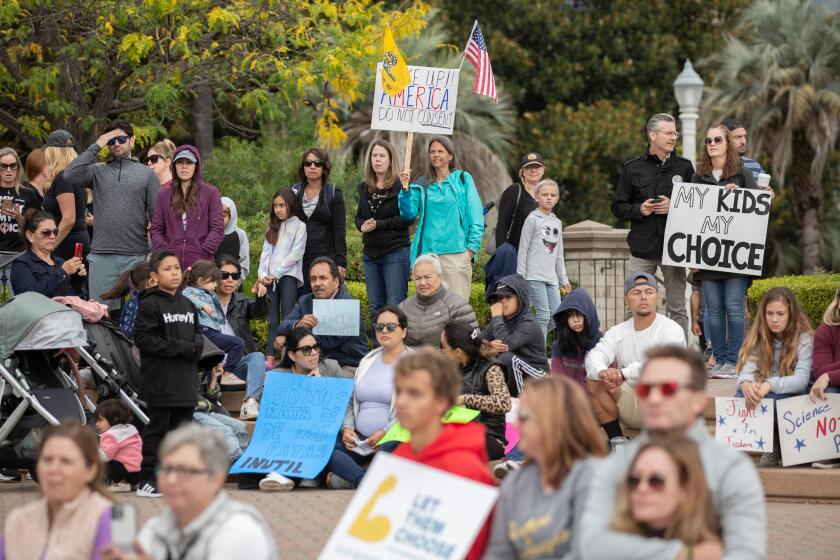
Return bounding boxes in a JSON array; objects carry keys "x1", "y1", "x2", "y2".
[{"x1": 673, "y1": 60, "x2": 704, "y2": 166}]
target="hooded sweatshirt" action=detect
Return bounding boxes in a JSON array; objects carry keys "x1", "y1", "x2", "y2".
[
  {"x1": 98, "y1": 423, "x2": 142, "y2": 472},
  {"x1": 516, "y1": 208, "x2": 569, "y2": 286},
  {"x1": 393, "y1": 422, "x2": 495, "y2": 560},
  {"x1": 551, "y1": 288, "x2": 603, "y2": 390},
  {"x1": 62, "y1": 142, "x2": 160, "y2": 256},
  {"x1": 133, "y1": 287, "x2": 203, "y2": 408},
  {"x1": 150, "y1": 145, "x2": 225, "y2": 269},
  {"x1": 483, "y1": 274, "x2": 550, "y2": 371},
  {"x1": 216, "y1": 196, "x2": 250, "y2": 281}
]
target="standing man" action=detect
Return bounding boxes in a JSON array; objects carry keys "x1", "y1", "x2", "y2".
[
  {"x1": 63, "y1": 121, "x2": 160, "y2": 311},
  {"x1": 612, "y1": 113, "x2": 694, "y2": 335},
  {"x1": 722, "y1": 118, "x2": 765, "y2": 183}
]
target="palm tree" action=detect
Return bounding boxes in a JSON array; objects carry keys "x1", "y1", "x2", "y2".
[{"x1": 703, "y1": 0, "x2": 840, "y2": 273}]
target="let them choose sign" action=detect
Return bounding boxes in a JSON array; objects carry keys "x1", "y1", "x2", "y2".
[
  {"x1": 662, "y1": 183, "x2": 771, "y2": 276},
  {"x1": 320, "y1": 453, "x2": 497, "y2": 560},
  {"x1": 714, "y1": 397, "x2": 775, "y2": 453},
  {"x1": 776, "y1": 395, "x2": 840, "y2": 467},
  {"x1": 371, "y1": 64, "x2": 459, "y2": 135}
]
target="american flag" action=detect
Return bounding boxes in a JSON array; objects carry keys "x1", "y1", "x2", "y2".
[{"x1": 464, "y1": 21, "x2": 497, "y2": 102}]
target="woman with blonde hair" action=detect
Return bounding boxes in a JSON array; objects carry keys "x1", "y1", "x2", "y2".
[
  {"x1": 42, "y1": 130, "x2": 90, "y2": 260},
  {"x1": 485, "y1": 375, "x2": 607, "y2": 559},
  {"x1": 610, "y1": 435, "x2": 720, "y2": 556},
  {"x1": 0, "y1": 147, "x2": 39, "y2": 254},
  {"x1": 145, "y1": 138, "x2": 175, "y2": 188}
]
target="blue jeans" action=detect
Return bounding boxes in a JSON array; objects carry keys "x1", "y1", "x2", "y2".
[
  {"x1": 202, "y1": 327, "x2": 245, "y2": 373},
  {"x1": 231, "y1": 351, "x2": 267, "y2": 400},
  {"x1": 702, "y1": 277, "x2": 749, "y2": 365},
  {"x1": 827, "y1": 387, "x2": 840, "y2": 394},
  {"x1": 326, "y1": 433, "x2": 374, "y2": 488},
  {"x1": 363, "y1": 247, "x2": 410, "y2": 323},
  {"x1": 734, "y1": 390, "x2": 800, "y2": 402},
  {"x1": 526, "y1": 280, "x2": 561, "y2": 341},
  {"x1": 193, "y1": 411, "x2": 250, "y2": 459}
]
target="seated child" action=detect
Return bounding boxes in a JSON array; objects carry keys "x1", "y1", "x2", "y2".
[
  {"x1": 95, "y1": 399, "x2": 142, "y2": 492},
  {"x1": 193, "y1": 363, "x2": 250, "y2": 460}
]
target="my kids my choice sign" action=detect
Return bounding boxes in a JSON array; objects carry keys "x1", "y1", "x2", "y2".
[{"x1": 371, "y1": 64, "x2": 459, "y2": 135}]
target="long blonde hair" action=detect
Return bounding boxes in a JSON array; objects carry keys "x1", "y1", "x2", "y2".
[
  {"x1": 823, "y1": 285, "x2": 840, "y2": 326},
  {"x1": 736, "y1": 287, "x2": 813, "y2": 381},
  {"x1": 44, "y1": 146, "x2": 78, "y2": 188},
  {"x1": 364, "y1": 139, "x2": 400, "y2": 192},
  {"x1": 521, "y1": 376, "x2": 607, "y2": 488},
  {"x1": 0, "y1": 147, "x2": 23, "y2": 192},
  {"x1": 610, "y1": 435, "x2": 719, "y2": 543}
]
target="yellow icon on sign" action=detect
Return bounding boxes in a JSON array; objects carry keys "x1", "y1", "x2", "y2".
[{"x1": 348, "y1": 475, "x2": 397, "y2": 542}]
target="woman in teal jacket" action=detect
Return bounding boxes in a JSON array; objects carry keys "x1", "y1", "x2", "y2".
[{"x1": 399, "y1": 136, "x2": 484, "y2": 302}]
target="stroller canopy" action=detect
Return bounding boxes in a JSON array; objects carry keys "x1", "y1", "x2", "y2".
[{"x1": 0, "y1": 292, "x2": 87, "y2": 358}]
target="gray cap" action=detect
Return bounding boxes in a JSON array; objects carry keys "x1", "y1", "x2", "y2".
[
  {"x1": 624, "y1": 271, "x2": 658, "y2": 294},
  {"x1": 44, "y1": 130, "x2": 75, "y2": 149},
  {"x1": 173, "y1": 150, "x2": 197, "y2": 164}
]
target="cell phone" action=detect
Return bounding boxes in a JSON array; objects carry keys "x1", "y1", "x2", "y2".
[
  {"x1": 111, "y1": 503, "x2": 139, "y2": 553},
  {"x1": 74, "y1": 242, "x2": 83, "y2": 259},
  {"x1": 651, "y1": 196, "x2": 664, "y2": 204}
]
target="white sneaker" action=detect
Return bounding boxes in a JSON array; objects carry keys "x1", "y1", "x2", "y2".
[
  {"x1": 221, "y1": 372, "x2": 246, "y2": 387},
  {"x1": 136, "y1": 481, "x2": 162, "y2": 498},
  {"x1": 326, "y1": 473, "x2": 354, "y2": 490},
  {"x1": 240, "y1": 398, "x2": 259, "y2": 420},
  {"x1": 298, "y1": 477, "x2": 320, "y2": 489},
  {"x1": 259, "y1": 472, "x2": 294, "y2": 492},
  {"x1": 711, "y1": 363, "x2": 737, "y2": 379},
  {"x1": 108, "y1": 481, "x2": 132, "y2": 493}
]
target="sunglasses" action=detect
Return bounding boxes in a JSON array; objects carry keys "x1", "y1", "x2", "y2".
[
  {"x1": 303, "y1": 159, "x2": 325, "y2": 168},
  {"x1": 295, "y1": 343, "x2": 321, "y2": 356},
  {"x1": 703, "y1": 136, "x2": 725, "y2": 145},
  {"x1": 37, "y1": 228, "x2": 59, "y2": 238},
  {"x1": 220, "y1": 271, "x2": 241, "y2": 280},
  {"x1": 145, "y1": 154, "x2": 163, "y2": 165},
  {"x1": 627, "y1": 472, "x2": 668, "y2": 492},
  {"x1": 107, "y1": 135, "x2": 130, "y2": 146},
  {"x1": 0, "y1": 163, "x2": 18, "y2": 171},
  {"x1": 635, "y1": 381, "x2": 685, "y2": 399},
  {"x1": 373, "y1": 322, "x2": 399, "y2": 333}
]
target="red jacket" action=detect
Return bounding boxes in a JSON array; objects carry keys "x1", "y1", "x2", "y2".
[
  {"x1": 812, "y1": 324, "x2": 840, "y2": 386},
  {"x1": 393, "y1": 422, "x2": 495, "y2": 560}
]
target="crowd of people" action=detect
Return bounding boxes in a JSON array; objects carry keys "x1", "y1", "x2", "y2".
[{"x1": 0, "y1": 111, "x2": 837, "y2": 559}]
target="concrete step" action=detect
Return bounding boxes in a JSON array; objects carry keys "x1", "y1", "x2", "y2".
[{"x1": 760, "y1": 467, "x2": 840, "y2": 502}]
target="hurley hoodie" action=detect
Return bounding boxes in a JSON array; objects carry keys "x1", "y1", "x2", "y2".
[
  {"x1": 216, "y1": 196, "x2": 250, "y2": 281},
  {"x1": 551, "y1": 288, "x2": 603, "y2": 389},
  {"x1": 483, "y1": 273, "x2": 550, "y2": 371},
  {"x1": 393, "y1": 422, "x2": 495, "y2": 560},
  {"x1": 133, "y1": 288, "x2": 203, "y2": 408},
  {"x1": 150, "y1": 145, "x2": 225, "y2": 269}
]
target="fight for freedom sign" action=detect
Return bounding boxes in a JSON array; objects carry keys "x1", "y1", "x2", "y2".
[
  {"x1": 714, "y1": 397, "x2": 775, "y2": 453},
  {"x1": 662, "y1": 183, "x2": 771, "y2": 276},
  {"x1": 776, "y1": 395, "x2": 840, "y2": 467},
  {"x1": 371, "y1": 64, "x2": 459, "y2": 135}
]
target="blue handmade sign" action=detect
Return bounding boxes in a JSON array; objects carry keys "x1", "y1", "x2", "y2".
[
  {"x1": 229, "y1": 372, "x2": 353, "y2": 477},
  {"x1": 313, "y1": 299, "x2": 361, "y2": 336}
]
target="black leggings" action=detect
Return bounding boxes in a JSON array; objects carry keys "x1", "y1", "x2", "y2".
[
  {"x1": 106, "y1": 460, "x2": 140, "y2": 485},
  {"x1": 486, "y1": 434, "x2": 505, "y2": 461},
  {"x1": 266, "y1": 276, "x2": 299, "y2": 356}
]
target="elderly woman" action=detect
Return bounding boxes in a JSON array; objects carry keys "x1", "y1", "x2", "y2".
[
  {"x1": 399, "y1": 254, "x2": 478, "y2": 348},
  {"x1": 106, "y1": 424, "x2": 277, "y2": 560},
  {"x1": 2, "y1": 423, "x2": 113, "y2": 559}
]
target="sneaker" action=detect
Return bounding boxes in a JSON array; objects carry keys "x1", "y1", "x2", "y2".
[
  {"x1": 812, "y1": 458, "x2": 840, "y2": 469},
  {"x1": 711, "y1": 363, "x2": 737, "y2": 379},
  {"x1": 0, "y1": 469, "x2": 21, "y2": 483},
  {"x1": 326, "y1": 473, "x2": 354, "y2": 490},
  {"x1": 298, "y1": 477, "x2": 320, "y2": 489},
  {"x1": 759, "y1": 450, "x2": 782, "y2": 467},
  {"x1": 221, "y1": 372, "x2": 246, "y2": 387},
  {"x1": 259, "y1": 472, "x2": 294, "y2": 492},
  {"x1": 493, "y1": 460, "x2": 522, "y2": 481},
  {"x1": 240, "y1": 397, "x2": 260, "y2": 420},
  {"x1": 136, "y1": 481, "x2": 162, "y2": 498},
  {"x1": 108, "y1": 481, "x2": 132, "y2": 493}
]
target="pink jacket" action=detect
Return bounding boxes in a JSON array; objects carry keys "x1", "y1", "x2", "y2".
[{"x1": 99, "y1": 423, "x2": 142, "y2": 472}]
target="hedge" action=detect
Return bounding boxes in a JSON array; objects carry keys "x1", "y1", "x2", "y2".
[{"x1": 746, "y1": 274, "x2": 840, "y2": 328}]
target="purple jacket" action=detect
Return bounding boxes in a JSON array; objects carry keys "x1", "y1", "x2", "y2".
[{"x1": 150, "y1": 145, "x2": 225, "y2": 268}]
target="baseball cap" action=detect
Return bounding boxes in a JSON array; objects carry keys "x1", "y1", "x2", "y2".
[
  {"x1": 492, "y1": 283, "x2": 516, "y2": 298},
  {"x1": 519, "y1": 152, "x2": 544, "y2": 169},
  {"x1": 44, "y1": 130, "x2": 75, "y2": 149},
  {"x1": 173, "y1": 150, "x2": 198, "y2": 164},
  {"x1": 624, "y1": 272, "x2": 658, "y2": 294}
]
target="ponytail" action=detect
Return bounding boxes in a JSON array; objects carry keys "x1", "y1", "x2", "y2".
[
  {"x1": 183, "y1": 259, "x2": 221, "y2": 288},
  {"x1": 100, "y1": 261, "x2": 152, "y2": 300}
]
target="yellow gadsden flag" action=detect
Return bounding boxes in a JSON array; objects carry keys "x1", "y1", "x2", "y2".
[{"x1": 380, "y1": 28, "x2": 410, "y2": 97}]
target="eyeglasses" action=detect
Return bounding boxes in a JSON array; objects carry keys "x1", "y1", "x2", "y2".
[
  {"x1": 295, "y1": 343, "x2": 321, "y2": 356},
  {"x1": 37, "y1": 228, "x2": 59, "y2": 238},
  {"x1": 107, "y1": 135, "x2": 130, "y2": 147},
  {"x1": 655, "y1": 130, "x2": 680, "y2": 138},
  {"x1": 303, "y1": 159, "x2": 325, "y2": 168},
  {"x1": 156, "y1": 465, "x2": 210, "y2": 479},
  {"x1": 0, "y1": 163, "x2": 18, "y2": 171},
  {"x1": 635, "y1": 381, "x2": 685, "y2": 399},
  {"x1": 627, "y1": 472, "x2": 668, "y2": 492},
  {"x1": 220, "y1": 271, "x2": 241, "y2": 280},
  {"x1": 704, "y1": 136, "x2": 725, "y2": 145},
  {"x1": 373, "y1": 322, "x2": 399, "y2": 333},
  {"x1": 145, "y1": 154, "x2": 163, "y2": 165}
]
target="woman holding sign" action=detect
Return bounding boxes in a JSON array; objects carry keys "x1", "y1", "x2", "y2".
[
  {"x1": 399, "y1": 136, "x2": 484, "y2": 301},
  {"x1": 691, "y1": 124, "x2": 759, "y2": 379},
  {"x1": 810, "y1": 287, "x2": 840, "y2": 468}
]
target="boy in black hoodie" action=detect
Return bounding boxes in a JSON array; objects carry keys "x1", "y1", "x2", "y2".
[{"x1": 134, "y1": 251, "x2": 204, "y2": 498}]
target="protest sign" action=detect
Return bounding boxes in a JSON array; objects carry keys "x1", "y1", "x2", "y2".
[
  {"x1": 714, "y1": 397, "x2": 775, "y2": 453},
  {"x1": 776, "y1": 394, "x2": 840, "y2": 467},
  {"x1": 378, "y1": 406, "x2": 480, "y2": 445},
  {"x1": 371, "y1": 64, "x2": 459, "y2": 135},
  {"x1": 320, "y1": 453, "x2": 497, "y2": 560},
  {"x1": 662, "y1": 183, "x2": 771, "y2": 276},
  {"x1": 313, "y1": 299, "x2": 360, "y2": 336},
  {"x1": 229, "y1": 372, "x2": 352, "y2": 476}
]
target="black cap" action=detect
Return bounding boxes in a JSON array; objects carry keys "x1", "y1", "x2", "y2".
[
  {"x1": 492, "y1": 283, "x2": 516, "y2": 297},
  {"x1": 519, "y1": 152, "x2": 544, "y2": 168},
  {"x1": 44, "y1": 130, "x2": 75, "y2": 149}
]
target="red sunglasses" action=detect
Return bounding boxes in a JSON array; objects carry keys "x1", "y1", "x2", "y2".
[{"x1": 635, "y1": 381, "x2": 684, "y2": 399}]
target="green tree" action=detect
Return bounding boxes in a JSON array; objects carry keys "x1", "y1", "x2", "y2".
[{"x1": 704, "y1": 0, "x2": 840, "y2": 273}]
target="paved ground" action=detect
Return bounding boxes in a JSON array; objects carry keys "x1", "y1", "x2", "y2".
[{"x1": 1, "y1": 482, "x2": 838, "y2": 559}]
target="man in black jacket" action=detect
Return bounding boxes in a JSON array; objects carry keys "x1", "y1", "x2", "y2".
[{"x1": 612, "y1": 113, "x2": 694, "y2": 335}]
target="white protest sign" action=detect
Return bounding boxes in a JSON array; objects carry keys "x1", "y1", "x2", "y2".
[
  {"x1": 319, "y1": 452, "x2": 497, "y2": 560},
  {"x1": 776, "y1": 394, "x2": 840, "y2": 467},
  {"x1": 313, "y1": 299, "x2": 360, "y2": 336},
  {"x1": 662, "y1": 183, "x2": 771, "y2": 276},
  {"x1": 371, "y1": 64, "x2": 459, "y2": 135},
  {"x1": 714, "y1": 397, "x2": 775, "y2": 452}
]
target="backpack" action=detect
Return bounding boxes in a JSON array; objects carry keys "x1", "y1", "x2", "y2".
[{"x1": 291, "y1": 182, "x2": 335, "y2": 218}]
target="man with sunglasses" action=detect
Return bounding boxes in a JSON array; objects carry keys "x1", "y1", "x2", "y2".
[
  {"x1": 580, "y1": 345, "x2": 766, "y2": 560},
  {"x1": 612, "y1": 113, "x2": 695, "y2": 336},
  {"x1": 63, "y1": 120, "x2": 160, "y2": 313}
]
